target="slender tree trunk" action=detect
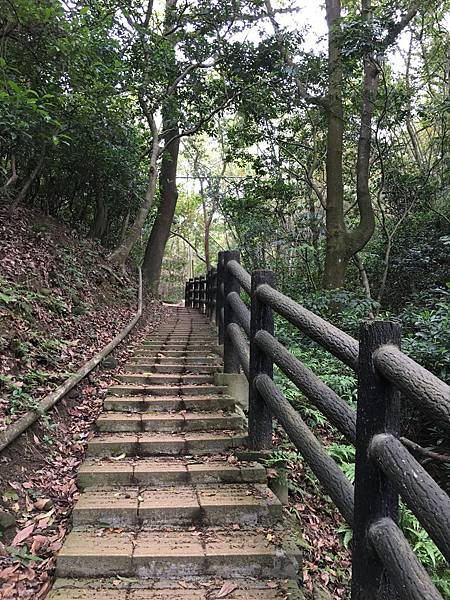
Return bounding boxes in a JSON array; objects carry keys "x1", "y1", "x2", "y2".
[
  {"x1": 110, "y1": 127, "x2": 159, "y2": 269},
  {"x1": 89, "y1": 178, "x2": 108, "y2": 240},
  {"x1": 347, "y1": 47, "x2": 378, "y2": 256},
  {"x1": 119, "y1": 206, "x2": 131, "y2": 243},
  {"x1": 142, "y1": 121, "x2": 180, "y2": 292},
  {"x1": 200, "y1": 181, "x2": 213, "y2": 270},
  {"x1": 10, "y1": 149, "x2": 46, "y2": 212},
  {"x1": 3, "y1": 154, "x2": 17, "y2": 190},
  {"x1": 204, "y1": 218, "x2": 211, "y2": 270},
  {"x1": 323, "y1": 0, "x2": 379, "y2": 288},
  {"x1": 323, "y1": 0, "x2": 347, "y2": 289}
]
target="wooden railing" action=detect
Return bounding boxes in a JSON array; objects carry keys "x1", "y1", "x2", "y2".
[{"x1": 185, "y1": 250, "x2": 450, "y2": 600}]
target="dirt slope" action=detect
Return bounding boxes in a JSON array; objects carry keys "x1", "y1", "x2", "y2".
[
  {"x1": 0, "y1": 207, "x2": 171, "y2": 598},
  {"x1": 0, "y1": 207, "x2": 137, "y2": 428}
]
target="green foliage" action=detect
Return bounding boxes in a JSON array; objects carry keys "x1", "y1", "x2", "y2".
[
  {"x1": 272, "y1": 290, "x2": 450, "y2": 592},
  {"x1": 400, "y1": 287, "x2": 450, "y2": 380}
]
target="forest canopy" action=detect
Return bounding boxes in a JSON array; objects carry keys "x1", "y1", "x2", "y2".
[
  {"x1": 1, "y1": 1, "x2": 449, "y2": 596},
  {"x1": 1, "y1": 0, "x2": 448, "y2": 303}
]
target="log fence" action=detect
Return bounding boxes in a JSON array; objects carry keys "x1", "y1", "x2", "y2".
[{"x1": 185, "y1": 249, "x2": 450, "y2": 600}]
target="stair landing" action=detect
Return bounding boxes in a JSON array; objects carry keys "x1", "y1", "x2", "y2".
[{"x1": 49, "y1": 307, "x2": 301, "y2": 598}]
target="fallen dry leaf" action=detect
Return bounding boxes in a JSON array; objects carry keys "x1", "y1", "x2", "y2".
[
  {"x1": 11, "y1": 523, "x2": 35, "y2": 547},
  {"x1": 216, "y1": 582, "x2": 238, "y2": 598}
]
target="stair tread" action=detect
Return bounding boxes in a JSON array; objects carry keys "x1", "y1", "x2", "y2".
[
  {"x1": 117, "y1": 374, "x2": 214, "y2": 380},
  {"x1": 87, "y1": 431, "x2": 248, "y2": 457},
  {"x1": 90, "y1": 431, "x2": 247, "y2": 442},
  {"x1": 72, "y1": 483, "x2": 280, "y2": 523},
  {"x1": 55, "y1": 307, "x2": 299, "y2": 590},
  {"x1": 103, "y1": 396, "x2": 236, "y2": 413},
  {"x1": 97, "y1": 411, "x2": 241, "y2": 420},
  {"x1": 49, "y1": 578, "x2": 302, "y2": 599},
  {"x1": 77, "y1": 457, "x2": 267, "y2": 488},
  {"x1": 56, "y1": 529, "x2": 300, "y2": 578},
  {"x1": 108, "y1": 384, "x2": 228, "y2": 394},
  {"x1": 96, "y1": 411, "x2": 244, "y2": 433}
]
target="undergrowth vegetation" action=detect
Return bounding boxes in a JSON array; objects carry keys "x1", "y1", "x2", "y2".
[
  {"x1": 0, "y1": 208, "x2": 137, "y2": 431},
  {"x1": 270, "y1": 290, "x2": 450, "y2": 598}
]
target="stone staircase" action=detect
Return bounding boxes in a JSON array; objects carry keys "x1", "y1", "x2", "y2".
[{"x1": 49, "y1": 307, "x2": 302, "y2": 599}]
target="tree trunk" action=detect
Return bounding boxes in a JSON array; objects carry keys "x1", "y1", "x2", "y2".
[
  {"x1": 204, "y1": 218, "x2": 211, "y2": 270},
  {"x1": 347, "y1": 48, "x2": 378, "y2": 256},
  {"x1": 323, "y1": 0, "x2": 347, "y2": 289},
  {"x1": 109, "y1": 128, "x2": 159, "y2": 269},
  {"x1": 200, "y1": 181, "x2": 213, "y2": 270},
  {"x1": 10, "y1": 149, "x2": 46, "y2": 212},
  {"x1": 119, "y1": 206, "x2": 131, "y2": 243},
  {"x1": 142, "y1": 122, "x2": 180, "y2": 293},
  {"x1": 89, "y1": 178, "x2": 108, "y2": 240},
  {"x1": 323, "y1": 0, "x2": 380, "y2": 289},
  {"x1": 2, "y1": 154, "x2": 18, "y2": 190}
]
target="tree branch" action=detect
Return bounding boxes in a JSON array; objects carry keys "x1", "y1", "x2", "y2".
[
  {"x1": 170, "y1": 230, "x2": 206, "y2": 263},
  {"x1": 400, "y1": 437, "x2": 450, "y2": 463},
  {"x1": 264, "y1": 0, "x2": 328, "y2": 109},
  {"x1": 161, "y1": 87, "x2": 246, "y2": 152},
  {"x1": 143, "y1": 0, "x2": 154, "y2": 28},
  {"x1": 381, "y1": 3, "x2": 420, "y2": 50},
  {"x1": 165, "y1": 58, "x2": 219, "y2": 98}
]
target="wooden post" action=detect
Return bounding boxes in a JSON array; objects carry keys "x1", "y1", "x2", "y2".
[
  {"x1": 211, "y1": 267, "x2": 217, "y2": 324},
  {"x1": 205, "y1": 269, "x2": 211, "y2": 318},
  {"x1": 217, "y1": 252, "x2": 225, "y2": 345},
  {"x1": 193, "y1": 277, "x2": 200, "y2": 310},
  {"x1": 248, "y1": 270, "x2": 274, "y2": 451},
  {"x1": 184, "y1": 282, "x2": 189, "y2": 307},
  {"x1": 188, "y1": 278, "x2": 194, "y2": 308},
  {"x1": 352, "y1": 321, "x2": 402, "y2": 600},
  {"x1": 223, "y1": 250, "x2": 241, "y2": 374},
  {"x1": 199, "y1": 275, "x2": 206, "y2": 314}
]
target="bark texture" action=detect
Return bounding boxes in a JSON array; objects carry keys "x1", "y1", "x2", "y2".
[
  {"x1": 109, "y1": 128, "x2": 159, "y2": 269},
  {"x1": 142, "y1": 121, "x2": 180, "y2": 292}
]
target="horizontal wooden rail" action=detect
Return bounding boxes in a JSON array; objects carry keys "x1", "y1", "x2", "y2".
[
  {"x1": 254, "y1": 329, "x2": 356, "y2": 443},
  {"x1": 368, "y1": 518, "x2": 443, "y2": 600},
  {"x1": 227, "y1": 259, "x2": 251, "y2": 293},
  {"x1": 188, "y1": 250, "x2": 449, "y2": 600},
  {"x1": 0, "y1": 268, "x2": 143, "y2": 452},
  {"x1": 227, "y1": 323, "x2": 250, "y2": 378},
  {"x1": 374, "y1": 345, "x2": 450, "y2": 432},
  {"x1": 227, "y1": 291, "x2": 251, "y2": 335},
  {"x1": 255, "y1": 283, "x2": 359, "y2": 370},
  {"x1": 370, "y1": 433, "x2": 450, "y2": 561},
  {"x1": 255, "y1": 373, "x2": 355, "y2": 525}
]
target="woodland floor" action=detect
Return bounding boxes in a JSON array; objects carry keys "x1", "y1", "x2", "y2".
[
  {"x1": 0, "y1": 300, "x2": 171, "y2": 598},
  {"x1": 0, "y1": 207, "x2": 139, "y2": 428},
  {"x1": 0, "y1": 208, "x2": 350, "y2": 599}
]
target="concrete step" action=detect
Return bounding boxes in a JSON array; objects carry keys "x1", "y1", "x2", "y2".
[
  {"x1": 132, "y1": 351, "x2": 218, "y2": 358},
  {"x1": 72, "y1": 483, "x2": 282, "y2": 527},
  {"x1": 148, "y1": 336, "x2": 216, "y2": 341},
  {"x1": 115, "y1": 373, "x2": 215, "y2": 385},
  {"x1": 49, "y1": 578, "x2": 302, "y2": 599},
  {"x1": 77, "y1": 458, "x2": 267, "y2": 489},
  {"x1": 141, "y1": 339, "x2": 212, "y2": 345},
  {"x1": 129, "y1": 356, "x2": 220, "y2": 365},
  {"x1": 146, "y1": 325, "x2": 211, "y2": 329},
  {"x1": 87, "y1": 431, "x2": 247, "y2": 457},
  {"x1": 104, "y1": 395, "x2": 235, "y2": 413},
  {"x1": 96, "y1": 411, "x2": 244, "y2": 433},
  {"x1": 55, "y1": 529, "x2": 300, "y2": 579},
  {"x1": 124, "y1": 363, "x2": 220, "y2": 374},
  {"x1": 107, "y1": 384, "x2": 228, "y2": 397},
  {"x1": 133, "y1": 356, "x2": 219, "y2": 365},
  {"x1": 140, "y1": 344, "x2": 213, "y2": 351}
]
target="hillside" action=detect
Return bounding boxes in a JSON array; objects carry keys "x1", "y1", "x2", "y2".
[
  {"x1": 0, "y1": 207, "x2": 172, "y2": 598},
  {"x1": 0, "y1": 207, "x2": 138, "y2": 429}
]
